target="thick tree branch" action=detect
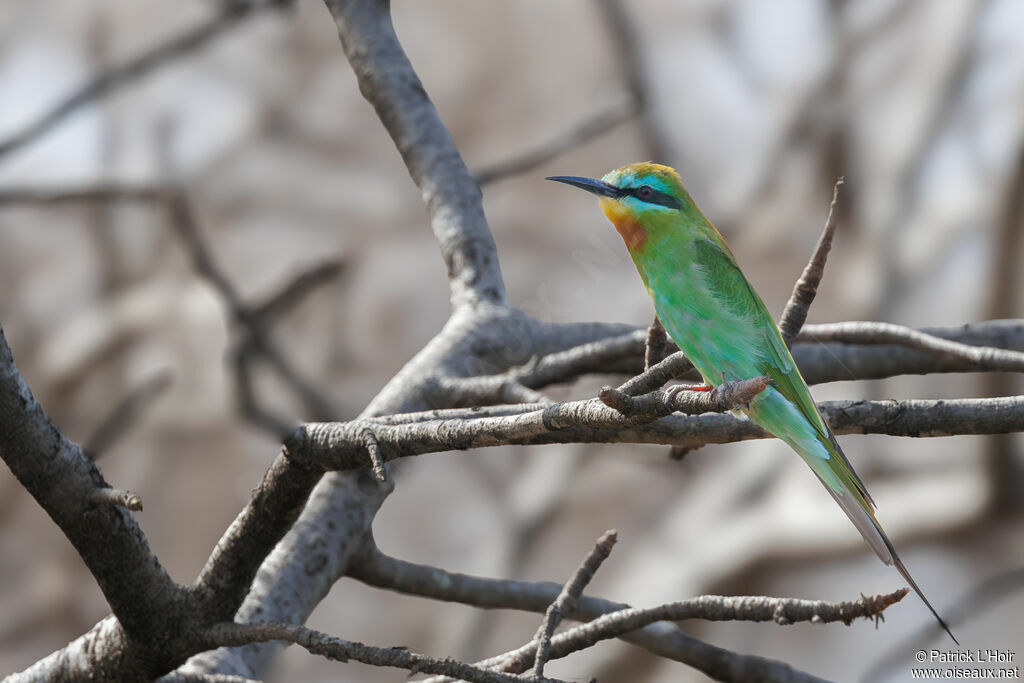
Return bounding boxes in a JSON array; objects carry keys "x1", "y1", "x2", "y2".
[
  {"x1": 191, "y1": 451, "x2": 324, "y2": 623},
  {"x1": 166, "y1": 189, "x2": 339, "y2": 431},
  {"x1": 349, "y1": 546, "x2": 857, "y2": 683},
  {"x1": 471, "y1": 0, "x2": 670, "y2": 187},
  {"x1": 798, "y1": 321, "x2": 1024, "y2": 370},
  {"x1": 644, "y1": 316, "x2": 672, "y2": 370},
  {"x1": 865, "y1": 567, "x2": 1024, "y2": 681},
  {"x1": 249, "y1": 260, "x2": 345, "y2": 325},
  {"x1": 325, "y1": 0, "x2": 505, "y2": 308},
  {"x1": 519, "y1": 320, "x2": 1024, "y2": 391},
  {"x1": 0, "y1": 327, "x2": 188, "y2": 677}
]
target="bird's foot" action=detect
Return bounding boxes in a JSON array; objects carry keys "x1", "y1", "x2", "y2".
[{"x1": 663, "y1": 383, "x2": 713, "y2": 410}]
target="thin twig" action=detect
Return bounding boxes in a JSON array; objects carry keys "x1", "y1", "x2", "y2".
[
  {"x1": 471, "y1": 0, "x2": 671, "y2": 187},
  {"x1": 231, "y1": 342, "x2": 296, "y2": 438},
  {"x1": 474, "y1": 102, "x2": 637, "y2": 187},
  {"x1": 0, "y1": 327, "x2": 176, "y2": 662},
  {"x1": 532, "y1": 530, "x2": 617, "y2": 677},
  {"x1": 779, "y1": 178, "x2": 844, "y2": 346},
  {"x1": 353, "y1": 545, "x2": 827, "y2": 683},
  {"x1": 203, "y1": 621, "x2": 551, "y2": 683},
  {"x1": 325, "y1": 0, "x2": 505, "y2": 309},
  {"x1": 798, "y1": 321, "x2": 1024, "y2": 371},
  {"x1": 644, "y1": 316, "x2": 670, "y2": 370},
  {"x1": 514, "y1": 319, "x2": 1024, "y2": 391},
  {"x1": 88, "y1": 488, "x2": 143, "y2": 511},
  {"x1": 293, "y1": 394, "x2": 1024, "y2": 473},
  {"x1": 617, "y1": 351, "x2": 694, "y2": 396},
  {"x1": 359, "y1": 428, "x2": 387, "y2": 483},
  {"x1": 864, "y1": 568, "x2": 1024, "y2": 681},
  {"x1": 487, "y1": 590, "x2": 908, "y2": 675},
  {"x1": 159, "y1": 674, "x2": 259, "y2": 683}
]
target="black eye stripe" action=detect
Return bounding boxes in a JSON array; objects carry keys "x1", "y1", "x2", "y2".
[{"x1": 629, "y1": 185, "x2": 681, "y2": 210}]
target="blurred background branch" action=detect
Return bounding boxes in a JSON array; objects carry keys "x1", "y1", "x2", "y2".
[{"x1": 0, "y1": 0, "x2": 1022, "y2": 681}]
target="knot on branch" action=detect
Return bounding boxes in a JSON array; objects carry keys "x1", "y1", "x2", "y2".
[
  {"x1": 286, "y1": 422, "x2": 393, "y2": 479},
  {"x1": 359, "y1": 427, "x2": 388, "y2": 483},
  {"x1": 88, "y1": 487, "x2": 143, "y2": 511}
]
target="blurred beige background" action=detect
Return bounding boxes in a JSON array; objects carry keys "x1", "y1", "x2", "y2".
[{"x1": 1, "y1": 0, "x2": 1023, "y2": 681}]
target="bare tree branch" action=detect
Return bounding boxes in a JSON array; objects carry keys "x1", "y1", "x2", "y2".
[
  {"x1": 6, "y1": 0, "x2": 1019, "y2": 679},
  {"x1": 644, "y1": 316, "x2": 672, "y2": 370},
  {"x1": 531, "y1": 530, "x2": 617, "y2": 677},
  {"x1": 165, "y1": 190, "x2": 339, "y2": 430},
  {"x1": 0, "y1": 185, "x2": 165, "y2": 204},
  {"x1": 192, "y1": 450, "x2": 324, "y2": 621},
  {"x1": 325, "y1": 0, "x2": 505, "y2": 309},
  {"x1": 471, "y1": 0, "x2": 671, "y2": 187},
  {"x1": 794, "y1": 321, "x2": 1024, "y2": 384},
  {"x1": 517, "y1": 320, "x2": 1024, "y2": 393},
  {"x1": 617, "y1": 349, "x2": 695, "y2": 395},
  {"x1": 0, "y1": 0, "x2": 289, "y2": 160},
  {"x1": 203, "y1": 622, "x2": 544, "y2": 683},
  {"x1": 350, "y1": 544, "x2": 829, "y2": 683},
  {"x1": 0, "y1": 327, "x2": 185, "y2": 677},
  {"x1": 779, "y1": 178, "x2": 844, "y2": 346}
]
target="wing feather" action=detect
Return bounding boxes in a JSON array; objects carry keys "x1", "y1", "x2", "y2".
[{"x1": 692, "y1": 237, "x2": 873, "y2": 503}]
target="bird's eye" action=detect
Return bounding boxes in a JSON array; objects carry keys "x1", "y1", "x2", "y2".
[{"x1": 637, "y1": 185, "x2": 653, "y2": 199}]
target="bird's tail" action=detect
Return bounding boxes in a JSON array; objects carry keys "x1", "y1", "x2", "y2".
[{"x1": 811, "y1": 436, "x2": 959, "y2": 644}]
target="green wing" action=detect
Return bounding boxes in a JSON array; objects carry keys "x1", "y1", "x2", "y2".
[{"x1": 692, "y1": 237, "x2": 872, "y2": 503}]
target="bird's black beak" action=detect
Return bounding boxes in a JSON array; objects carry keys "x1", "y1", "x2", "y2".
[{"x1": 546, "y1": 175, "x2": 622, "y2": 199}]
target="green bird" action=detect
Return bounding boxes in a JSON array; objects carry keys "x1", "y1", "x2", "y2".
[{"x1": 548, "y1": 162, "x2": 956, "y2": 642}]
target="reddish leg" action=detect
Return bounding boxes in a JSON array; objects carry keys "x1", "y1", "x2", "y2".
[{"x1": 664, "y1": 382, "x2": 713, "y2": 404}]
